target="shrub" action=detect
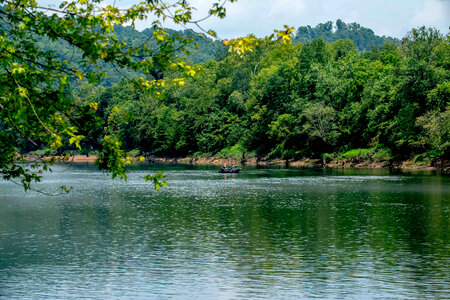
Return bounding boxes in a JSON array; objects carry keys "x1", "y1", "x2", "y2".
[
  {"x1": 412, "y1": 153, "x2": 431, "y2": 165},
  {"x1": 127, "y1": 149, "x2": 140, "y2": 157},
  {"x1": 191, "y1": 151, "x2": 212, "y2": 158},
  {"x1": 322, "y1": 152, "x2": 338, "y2": 161},
  {"x1": 88, "y1": 150, "x2": 100, "y2": 156},
  {"x1": 370, "y1": 148, "x2": 392, "y2": 162},
  {"x1": 339, "y1": 148, "x2": 370, "y2": 160},
  {"x1": 29, "y1": 148, "x2": 57, "y2": 157},
  {"x1": 216, "y1": 144, "x2": 245, "y2": 159},
  {"x1": 336, "y1": 148, "x2": 392, "y2": 163},
  {"x1": 414, "y1": 154, "x2": 425, "y2": 162}
]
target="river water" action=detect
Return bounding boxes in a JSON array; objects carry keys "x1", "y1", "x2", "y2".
[{"x1": 0, "y1": 164, "x2": 449, "y2": 299}]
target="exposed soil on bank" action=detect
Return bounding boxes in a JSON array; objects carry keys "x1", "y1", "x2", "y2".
[
  {"x1": 26, "y1": 154, "x2": 97, "y2": 163},
  {"x1": 26, "y1": 154, "x2": 449, "y2": 173},
  {"x1": 146, "y1": 155, "x2": 449, "y2": 172}
]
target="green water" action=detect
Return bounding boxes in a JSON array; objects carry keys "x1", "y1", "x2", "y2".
[{"x1": 0, "y1": 164, "x2": 449, "y2": 299}]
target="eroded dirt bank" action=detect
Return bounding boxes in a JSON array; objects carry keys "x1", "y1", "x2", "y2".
[{"x1": 26, "y1": 154, "x2": 449, "y2": 173}]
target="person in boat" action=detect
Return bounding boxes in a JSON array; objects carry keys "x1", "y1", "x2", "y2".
[
  {"x1": 231, "y1": 163, "x2": 237, "y2": 170},
  {"x1": 220, "y1": 163, "x2": 227, "y2": 172}
]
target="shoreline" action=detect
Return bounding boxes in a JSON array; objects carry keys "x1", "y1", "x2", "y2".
[
  {"x1": 146, "y1": 156, "x2": 447, "y2": 172},
  {"x1": 26, "y1": 154, "x2": 449, "y2": 172}
]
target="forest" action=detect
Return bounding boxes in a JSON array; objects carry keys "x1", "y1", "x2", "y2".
[
  {"x1": 294, "y1": 19, "x2": 400, "y2": 51},
  {"x1": 2, "y1": 2, "x2": 449, "y2": 298},
  {"x1": 7, "y1": 19, "x2": 450, "y2": 167}
]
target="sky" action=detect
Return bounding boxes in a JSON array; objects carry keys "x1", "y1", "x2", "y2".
[
  {"x1": 176, "y1": 0, "x2": 450, "y2": 39},
  {"x1": 41, "y1": 0, "x2": 450, "y2": 39}
]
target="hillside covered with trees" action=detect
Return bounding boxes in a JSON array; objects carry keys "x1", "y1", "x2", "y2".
[
  {"x1": 294, "y1": 19, "x2": 400, "y2": 52},
  {"x1": 1, "y1": 0, "x2": 448, "y2": 184},
  {"x1": 32, "y1": 20, "x2": 401, "y2": 86},
  {"x1": 26, "y1": 26, "x2": 449, "y2": 167},
  {"x1": 34, "y1": 25, "x2": 225, "y2": 86}
]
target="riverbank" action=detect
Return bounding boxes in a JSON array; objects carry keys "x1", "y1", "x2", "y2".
[
  {"x1": 26, "y1": 154, "x2": 97, "y2": 163},
  {"x1": 3, "y1": 165, "x2": 449, "y2": 299},
  {"x1": 146, "y1": 155, "x2": 449, "y2": 172},
  {"x1": 28, "y1": 154, "x2": 448, "y2": 173}
]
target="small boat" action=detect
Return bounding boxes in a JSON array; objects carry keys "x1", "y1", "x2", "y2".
[{"x1": 219, "y1": 168, "x2": 241, "y2": 174}]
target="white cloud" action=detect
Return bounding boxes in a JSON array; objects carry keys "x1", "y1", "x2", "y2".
[
  {"x1": 413, "y1": 0, "x2": 450, "y2": 28},
  {"x1": 37, "y1": 0, "x2": 450, "y2": 39}
]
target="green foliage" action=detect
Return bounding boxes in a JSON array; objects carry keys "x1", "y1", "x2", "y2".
[
  {"x1": 327, "y1": 148, "x2": 392, "y2": 163},
  {"x1": 322, "y1": 152, "x2": 337, "y2": 161},
  {"x1": 216, "y1": 144, "x2": 245, "y2": 159},
  {"x1": 339, "y1": 149, "x2": 371, "y2": 160},
  {"x1": 370, "y1": 148, "x2": 393, "y2": 163},
  {"x1": 63, "y1": 24, "x2": 447, "y2": 166},
  {"x1": 2, "y1": 0, "x2": 448, "y2": 193},
  {"x1": 96, "y1": 135, "x2": 130, "y2": 180},
  {"x1": 294, "y1": 20, "x2": 400, "y2": 52},
  {"x1": 127, "y1": 149, "x2": 141, "y2": 158},
  {"x1": 301, "y1": 102, "x2": 341, "y2": 147},
  {"x1": 0, "y1": 0, "x2": 237, "y2": 191},
  {"x1": 413, "y1": 154, "x2": 427, "y2": 163},
  {"x1": 28, "y1": 148, "x2": 58, "y2": 158},
  {"x1": 144, "y1": 171, "x2": 167, "y2": 191},
  {"x1": 415, "y1": 105, "x2": 450, "y2": 157}
]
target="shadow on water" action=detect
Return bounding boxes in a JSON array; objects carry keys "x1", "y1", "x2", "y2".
[{"x1": 0, "y1": 163, "x2": 449, "y2": 298}]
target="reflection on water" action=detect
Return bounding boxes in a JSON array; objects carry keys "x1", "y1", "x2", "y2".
[{"x1": 0, "y1": 164, "x2": 449, "y2": 299}]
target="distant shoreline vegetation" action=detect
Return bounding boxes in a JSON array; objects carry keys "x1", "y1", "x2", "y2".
[
  {"x1": 294, "y1": 20, "x2": 400, "y2": 52},
  {"x1": 32, "y1": 20, "x2": 402, "y2": 87},
  {"x1": 16, "y1": 23, "x2": 450, "y2": 174},
  {"x1": 25, "y1": 148, "x2": 449, "y2": 173}
]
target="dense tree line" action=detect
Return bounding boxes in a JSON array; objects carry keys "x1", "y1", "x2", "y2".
[
  {"x1": 34, "y1": 20, "x2": 401, "y2": 86},
  {"x1": 2, "y1": 0, "x2": 447, "y2": 194},
  {"x1": 35, "y1": 25, "x2": 225, "y2": 86},
  {"x1": 1, "y1": 0, "x2": 238, "y2": 190},
  {"x1": 52, "y1": 26, "x2": 448, "y2": 164},
  {"x1": 294, "y1": 20, "x2": 400, "y2": 52}
]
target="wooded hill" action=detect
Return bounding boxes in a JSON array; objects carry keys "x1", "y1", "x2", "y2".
[
  {"x1": 19, "y1": 23, "x2": 450, "y2": 165},
  {"x1": 294, "y1": 20, "x2": 400, "y2": 52},
  {"x1": 33, "y1": 20, "x2": 401, "y2": 86}
]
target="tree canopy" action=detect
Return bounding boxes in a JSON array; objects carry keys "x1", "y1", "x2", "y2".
[
  {"x1": 1, "y1": 1, "x2": 449, "y2": 193},
  {"x1": 294, "y1": 19, "x2": 400, "y2": 52},
  {"x1": 68, "y1": 27, "x2": 447, "y2": 167},
  {"x1": 0, "y1": 0, "x2": 236, "y2": 192}
]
